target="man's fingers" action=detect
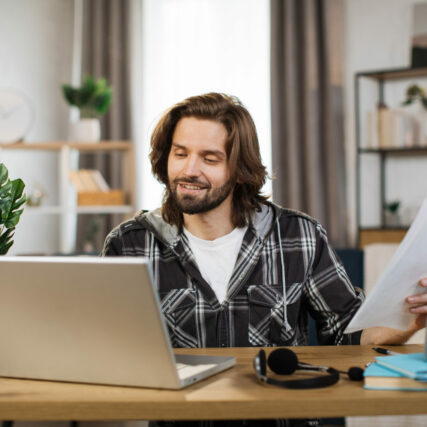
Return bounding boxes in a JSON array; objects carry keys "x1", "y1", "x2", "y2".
[
  {"x1": 409, "y1": 303, "x2": 427, "y2": 314},
  {"x1": 407, "y1": 283, "x2": 427, "y2": 314},
  {"x1": 407, "y1": 289, "x2": 427, "y2": 304}
]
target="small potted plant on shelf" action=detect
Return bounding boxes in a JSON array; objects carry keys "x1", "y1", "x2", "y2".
[
  {"x1": 0, "y1": 163, "x2": 26, "y2": 255},
  {"x1": 401, "y1": 84, "x2": 427, "y2": 146},
  {"x1": 402, "y1": 84, "x2": 427, "y2": 109},
  {"x1": 384, "y1": 200, "x2": 401, "y2": 228},
  {"x1": 62, "y1": 76, "x2": 113, "y2": 142}
]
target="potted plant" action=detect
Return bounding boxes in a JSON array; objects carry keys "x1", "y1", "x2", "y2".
[
  {"x1": 384, "y1": 200, "x2": 400, "y2": 227},
  {"x1": 401, "y1": 84, "x2": 427, "y2": 146},
  {"x1": 62, "y1": 76, "x2": 113, "y2": 142},
  {"x1": 402, "y1": 84, "x2": 427, "y2": 108},
  {"x1": 0, "y1": 163, "x2": 26, "y2": 254}
]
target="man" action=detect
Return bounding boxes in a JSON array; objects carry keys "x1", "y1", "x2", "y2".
[{"x1": 102, "y1": 93, "x2": 426, "y2": 423}]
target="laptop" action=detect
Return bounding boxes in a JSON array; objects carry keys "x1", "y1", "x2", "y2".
[{"x1": 0, "y1": 256, "x2": 235, "y2": 389}]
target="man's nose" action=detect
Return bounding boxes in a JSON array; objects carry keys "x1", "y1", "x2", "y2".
[{"x1": 182, "y1": 156, "x2": 201, "y2": 176}]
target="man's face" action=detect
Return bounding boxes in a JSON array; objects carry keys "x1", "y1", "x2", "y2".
[{"x1": 167, "y1": 117, "x2": 233, "y2": 215}]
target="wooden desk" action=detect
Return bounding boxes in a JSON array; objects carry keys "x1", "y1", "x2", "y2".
[{"x1": 0, "y1": 345, "x2": 425, "y2": 421}]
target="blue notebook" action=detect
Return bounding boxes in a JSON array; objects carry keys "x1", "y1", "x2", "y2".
[
  {"x1": 375, "y1": 353, "x2": 427, "y2": 381},
  {"x1": 364, "y1": 362, "x2": 427, "y2": 391}
]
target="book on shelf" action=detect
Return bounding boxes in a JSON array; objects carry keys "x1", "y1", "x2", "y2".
[
  {"x1": 69, "y1": 170, "x2": 86, "y2": 192},
  {"x1": 366, "y1": 109, "x2": 378, "y2": 149},
  {"x1": 91, "y1": 169, "x2": 110, "y2": 192},
  {"x1": 364, "y1": 362, "x2": 427, "y2": 391},
  {"x1": 366, "y1": 107, "x2": 420, "y2": 149},
  {"x1": 375, "y1": 352, "x2": 427, "y2": 381},
  {"x1": 69, "y1": 169, "x2": 110, "y2": 193},
  {"x1": 69, "y1": 170, "x2": 125, "y2": 206},
  {"x1": 79, "y1": 170, "x2": 99, "y2": 192},
  {"x1": 377, "y1": 106, "x2": 393, "y2": 148}
]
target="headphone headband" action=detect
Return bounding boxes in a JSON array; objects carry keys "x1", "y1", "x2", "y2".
[{"x1": 253, "y1": 348, "x2": 361, "y2": 389}]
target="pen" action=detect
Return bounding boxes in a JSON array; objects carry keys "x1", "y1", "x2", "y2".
[{"x1": 372, "y1": 347, "x2": 401, "y2": 356}]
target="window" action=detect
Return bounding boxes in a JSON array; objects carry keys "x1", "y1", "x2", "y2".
[{"x1": 139, "y1": 0, "x2": 271, "y2": 210}]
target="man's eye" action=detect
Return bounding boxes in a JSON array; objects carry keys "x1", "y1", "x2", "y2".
[
  {"x1": 175, "y1": 152, "x2": 186, "y2": 158},
  {"x1": 205, "y1": 158, "x2": 218, "y2": 164}
]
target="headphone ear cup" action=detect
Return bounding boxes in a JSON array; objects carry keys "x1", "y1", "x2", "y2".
[
  {"x1": 258, "y1": 350, "x2": 267, "y2": 376},
  {"x1": 267, "y1": 348, "x2": 298, "y2": 374}
]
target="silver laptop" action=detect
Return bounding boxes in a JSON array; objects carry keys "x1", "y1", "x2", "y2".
[{"x1": 0, "y1": 256, "x2": 235, "y2": 389}]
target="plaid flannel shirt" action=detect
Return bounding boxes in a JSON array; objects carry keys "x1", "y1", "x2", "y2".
[{"x1": 102, "y1": 202, "x2": 364, "y2": 348}]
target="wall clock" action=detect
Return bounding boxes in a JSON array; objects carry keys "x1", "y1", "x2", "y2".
[{"x1": 0, "y1": 89, "x2": 34, "y2": 143}]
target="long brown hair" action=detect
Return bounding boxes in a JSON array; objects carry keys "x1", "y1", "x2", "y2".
[{"x1": 150, "y1": 93, "x2": 268, "y2": 229}]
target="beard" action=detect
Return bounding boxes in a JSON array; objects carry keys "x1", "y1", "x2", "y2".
[{"x1": 169, "y1": 177, "x2": 233, "y2": 215}]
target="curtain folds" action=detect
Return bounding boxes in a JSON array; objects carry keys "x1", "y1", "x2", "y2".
[
  {"x1": 271, "y1": 0, "x2": 347, "y2": 246},
  {"x1": 82, "y1": 0, "x2": 131, "y2": 141},
  {"x1": 77, "y1": 0, "x2": 133, "y2": 251}
]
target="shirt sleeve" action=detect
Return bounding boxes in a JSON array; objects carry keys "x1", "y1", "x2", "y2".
[
  {"x1": 100, "y1": 227, "x2": 123, "y2": 256},
  {"x1": 305, "y1": 223, "x2": 365, "y2": 345}
]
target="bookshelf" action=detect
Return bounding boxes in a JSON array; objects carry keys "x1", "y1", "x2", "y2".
[
  {"x1": 355, "y1": 67, "x2": 427, "y2": 247},
  {"x1": 0, "y1": 141, "x2": 135, "y2": 253}
]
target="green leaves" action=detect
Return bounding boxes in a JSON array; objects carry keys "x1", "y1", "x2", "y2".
[
  {"x1": 0, "y1": 162, "x2": 9, "y2": 186},
  {"x1": 402, "y1": 84, "x2": 427, "y2": 109},
  {"x1": 384, "y1": 200, "x2": 400, "y2": 214},
  {"x1": 62, "y1": 76, "x2": 113, "y2": 118},
  {"x1": 0, "y1": 228, "x2": 14, "y2": 255},
  {"x1": 0, "y1": 163, "x2": 26, "y2": 255}
]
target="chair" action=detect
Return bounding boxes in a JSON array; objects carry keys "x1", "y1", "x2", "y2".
[{"x1": 308, "y1": 248, "x2": 364, "y2": 346}]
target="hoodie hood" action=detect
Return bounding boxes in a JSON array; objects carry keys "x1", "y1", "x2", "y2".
[
  {"x1": 134, "y1": 202, "x2": 282, "y2": 247},
  {"x1": 134, "y1": 208, "x2": 180, "y2": 246}
]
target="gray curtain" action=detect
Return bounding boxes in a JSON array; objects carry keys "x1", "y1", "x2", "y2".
[
  {"x1": 271, "y1": 0, "x2": 347, "y2": 246},
  {"x1": 77, "y1": 0, "x2": 132, "y2": 251}
]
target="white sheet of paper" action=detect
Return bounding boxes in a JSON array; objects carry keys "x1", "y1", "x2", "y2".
[{"x1": 345, "y1": 197, "x2": 427, "y2": 333}]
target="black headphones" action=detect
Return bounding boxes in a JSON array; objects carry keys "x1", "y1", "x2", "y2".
[{"x1": 253, "y1": 348, "x2": 364, "y2": 389}]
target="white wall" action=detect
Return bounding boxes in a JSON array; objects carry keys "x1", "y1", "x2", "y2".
[
  {"x1": 0, "y1": 0, "x2": 73, "y2": 254},
  {"x1": 344, "y1": 0, "x2": 427, "y2": 243}
]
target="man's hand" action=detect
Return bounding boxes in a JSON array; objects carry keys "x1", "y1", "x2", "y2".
[
  {"x1": 361, "y1": 278, "x2": 427, "y2": 345},
  {"x1": 406, "y1": 277, "x2": 427, "y2": 332}
]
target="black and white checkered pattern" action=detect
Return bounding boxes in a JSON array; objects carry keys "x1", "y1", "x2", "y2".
[{"x1": 102, "y1": 202, "x2": 364, "y2": 348}]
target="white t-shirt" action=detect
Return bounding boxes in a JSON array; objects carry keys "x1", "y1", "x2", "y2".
[{"x1": 183, "y1": 226, "x2": 248, "y2": 303}]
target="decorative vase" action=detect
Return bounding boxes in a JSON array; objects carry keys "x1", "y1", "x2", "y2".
[
  {"x1": 69, "y1": 118, "x2": 101, "y2": 142},
  {"x1": 401, "y1": 102, "x2": 427, "y2": 146}
]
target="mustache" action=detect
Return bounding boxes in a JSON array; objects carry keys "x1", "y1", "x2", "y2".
[{"x1": 172, "y1": 177, "x2": 211, "y2": 189}]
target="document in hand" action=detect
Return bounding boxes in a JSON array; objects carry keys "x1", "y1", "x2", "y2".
[
  {"x1": 345, "y1": 197, "x2": 427, "y2": 333},
  {"x1": 375, "y1": 353, "x2": 427, "y2": 381},
  {"x1": 364, "y1": 362, "x2": 427, "y2": 391}
]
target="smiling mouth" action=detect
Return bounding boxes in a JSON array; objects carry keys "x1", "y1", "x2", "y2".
[
  {"x1": 180, "y1": 184, "x2": 206, "y2": 190},
  {"x1": 176, "y1": 180, "x2": 210, "y2": 191}
]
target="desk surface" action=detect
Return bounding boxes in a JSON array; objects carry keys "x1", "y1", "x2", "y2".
[{"x1": 0, "y1": 345, "x2": 425, "y2": 421}]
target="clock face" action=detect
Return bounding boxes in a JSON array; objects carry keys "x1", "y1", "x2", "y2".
[{"x1": 0, "y1": 89, "x2": 34, "y2": 143}]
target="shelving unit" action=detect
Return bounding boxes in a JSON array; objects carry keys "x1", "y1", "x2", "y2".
[
  {"x1": 0, "y1": 141, "x2": 135, "y2": 253},
  {"x1": 355, "y1": 67, "x2": 427, "y2": 248}
]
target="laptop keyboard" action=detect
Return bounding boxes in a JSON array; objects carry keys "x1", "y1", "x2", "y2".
[{"x1": 176, "y1": 362, "x2": 217, "y2": 379}]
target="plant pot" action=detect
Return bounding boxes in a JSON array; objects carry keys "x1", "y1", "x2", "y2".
[
  {"x1": 69, "y1": 118, "x2": 101, "y2": 142},
  {"x1": 401, "y1": 102, "x2": 427, "y2": 146},
  {"x1": 384, "y1": 211, "x2": 400, "y2": 227}
]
